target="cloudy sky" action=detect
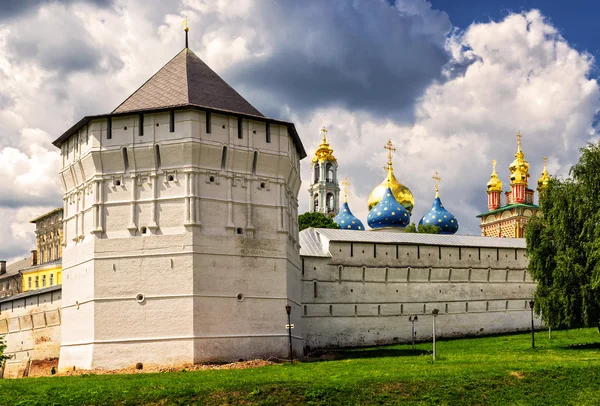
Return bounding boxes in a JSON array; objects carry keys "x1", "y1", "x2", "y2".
[{"x1": 1, "y1": 0, "x2": 599, "y2": 261}]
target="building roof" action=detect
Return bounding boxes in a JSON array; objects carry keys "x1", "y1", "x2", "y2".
[
  {"x1": 20, "y1": 259, "x2": 61, "y2": 274},
  {"x1": 299, "y1": 228, "x2": 526, "y2": 257},
  {"x1": 0, "y1": 284, "x2": 61, "y2": 304},
  {"x1": 52, "y1": 48, "x2": 306, "y2": 158},
  {"x1": 476, "y1": 203, "x2": 539, "y2": 218},
  {"x1": 113, "y1": 48, "x2": 264, "y2": 117},
  {"x1": 30, "y1": 207, "x2": 63, "y2": 224},
  {"x1": 0, "y1": 257, "x2": 30, "y2": 280}
]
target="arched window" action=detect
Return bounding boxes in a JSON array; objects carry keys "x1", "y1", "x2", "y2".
[
  {"x1": 313, "y1": 194, "x2": 319, "y2": 211},
  {"x1": 326, "y1": 163, "x2": 334, "y2": 182},
  {"x1": 314, "y1": 165, "x2": 320, "y2": 183},
  {"x1": 326, "y1": 193, "x2": 334, "y2": 212}
]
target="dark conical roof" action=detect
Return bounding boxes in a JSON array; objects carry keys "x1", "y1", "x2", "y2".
[{"x1": 112, "y1": 48, "x2": 264, "y2": 117}]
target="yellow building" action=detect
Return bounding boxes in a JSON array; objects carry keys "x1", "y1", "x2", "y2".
[{"x1": 21, "y1": 208, "x2": 63, "y2": 292}]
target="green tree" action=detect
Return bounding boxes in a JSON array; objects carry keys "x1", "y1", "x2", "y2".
[
  {"x1": 405, "y1": 222, "x2": 440, "y2": 234},
  {"x1": 526, "y1": 142, "x2": 600, "y2": 331},
  {"x1": 298, "y1": 212, "x2": 341, "y2": 231},
  {"x1": 0, "y1": 336, "x2": 7, "y2": 364}
]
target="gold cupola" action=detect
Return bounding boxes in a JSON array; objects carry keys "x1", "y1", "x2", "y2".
[
  {"x1": 537, "y1": 157, "x2": 550, "y2": 190},
  {"x1": 487, "y1": 159, "x2": 503, "y2": 192},
  {"x1": 312, "y1": 127, "x2": 336, "y2": 163},
  {"x1": 367, "y1": 139, "x2": 414, "y2": 212},
  {"x1": 509, "y1": 131, "x2": 530, "y2": 185}
]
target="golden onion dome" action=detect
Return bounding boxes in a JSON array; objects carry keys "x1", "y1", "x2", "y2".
[
  {"x1": 367, "y1": 139, "x2": 414, "y2": 213},
  {"x1": 312, "y1": 127, "x2": 336, "y2": 163},
  {"x1": 509, "y1": 131, "x2": 530, "y2": 185},
  {"x1": 537, "y1": 157, "x2": 550, "y2": 190},
  {"x1": 487, "y1": 159, "x2": 503, "y2": 192}
]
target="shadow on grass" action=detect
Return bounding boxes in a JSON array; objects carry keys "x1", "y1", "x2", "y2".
[
  {"x1": 307, "y1": 348, "x2": 430, "y2": 362},
  {"x1": 562, "y1": 342, "x2": 600, "y2": 350}
]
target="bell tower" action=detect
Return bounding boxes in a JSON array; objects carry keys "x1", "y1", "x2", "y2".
[{"x1": 308, "y1": 127, "x2": 340, "y2": 215}]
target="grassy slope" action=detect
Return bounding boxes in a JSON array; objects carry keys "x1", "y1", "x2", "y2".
[{"x1": 2, "y1": 328, "x2": 599, "y2": 406}]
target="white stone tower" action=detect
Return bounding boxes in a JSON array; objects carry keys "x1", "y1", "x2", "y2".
[
  {"x1": 308, "y1": 128, "x2": 339, "y2": 215},
  {"x1": 54, "y1": 39, "x2": 306, "y2": 370}
]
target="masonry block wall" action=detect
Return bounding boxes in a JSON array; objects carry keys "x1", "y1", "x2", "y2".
[{"x1": 301, "y1": 240, "x2": 539, "y2": 350}]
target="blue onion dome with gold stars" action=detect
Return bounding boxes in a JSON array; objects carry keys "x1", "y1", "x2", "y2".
[
  {"x1": 419, "y1": 172, "x2": 459, "y2": 234},
  {"x1": 367, "y1": 186, "x2": 410, "y2": 229},
  {"x1": 334, "y1": 177, "x2": 364, "y2": 230},
  {"x1": 334, "y1": 202, "x2": 365, "y2": 230}
]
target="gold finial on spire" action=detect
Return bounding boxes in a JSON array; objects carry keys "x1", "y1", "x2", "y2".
[
  {"x1": 509, "y1": 130, "x2": 530, "y2": 185},
  {"x1": 537, "y1": 156, "x2": 550, "y2": 191},
  {"x1": 487, "y1": 159, "x2": 503, "y2": 192},
  {"x1": 433, "y1": 171, "x2": 441, "y2": 198},
  {"x1": 320, "y1": 127, "x2": 328, "y2": 143},
  {"x1": 182, "y1": 16, "x2": 190, "y2": 48},
  {"x1": 341, "y1": 177, "x2": 350, "y2": 202}
]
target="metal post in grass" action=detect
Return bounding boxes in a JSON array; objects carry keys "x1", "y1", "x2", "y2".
[
  {"x1": 285, "y1": 304, "x2": 293, "y2": 363},
  {"x1": 431, "y1": 309, "x2": 439, "y2": 361},
  {"x1": 529, "y1": 300, "x2": 535, "y2": 349},
  {"x1": 409, "y1": 315, "x2": 418, "y2": 351}
]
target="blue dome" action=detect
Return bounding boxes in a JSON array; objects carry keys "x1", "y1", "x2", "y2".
[
  {"x1": 419, "y1": 196, "x2": 459, "y2": 234},
  {"x1": 367, "y1": 187, "x2": 410, "y2": 229},
  {"x1": 334, "y1": 202, "x2": 365, "y2": 230}
]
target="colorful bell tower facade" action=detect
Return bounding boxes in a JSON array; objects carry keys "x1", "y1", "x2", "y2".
[
  {"x1": 477, "y1": 132, "x2": 548, "y2": 238},
  {"x1": 308, "y1": 128, "x2": 340, "y2": 215}
]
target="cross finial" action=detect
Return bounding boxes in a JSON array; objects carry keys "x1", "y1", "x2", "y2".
[
  {"x1": 492, "y1": 159, "x2": 497, "y2": 172},
  {"x1": 182, "y1": 16, "x2": 189, "y2": 48},
  {"x1": 517, "y1": 131, "x2": 522, "y2": 151},
  {"x1": 433, "y1": 171, "x2": 441, "y2": 197},
  {"x1": 341, "y1": 177, "x2": 350, "y2": 202},
  {"x1": 543, "y1": 156, "x2": 547, "y2": 167},
  {"x1": 320, "y1": 127, "x2": 328, "y2": 142},
  {"x1": 384, "y1": 139, "x2": 396, "y2": 165}
]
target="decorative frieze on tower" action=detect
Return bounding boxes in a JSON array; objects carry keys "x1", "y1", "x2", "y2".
[
  {"x1": 53, "y1": 30, "x2": 306, "y2": 370},
  {"x1": 477, "y1": 132, "x2": 547, "y2": 238},
  {"x1": 308, "y1": 127, "x2": 339, "y2": 215}
]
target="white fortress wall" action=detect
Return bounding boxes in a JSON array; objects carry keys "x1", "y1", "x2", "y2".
[
  {"x1": 58, "y1": 109, "x2": 304, "y2": 370},
  {"x1": 0, "y1": 287, "x2": 62, "y2": 377},
  {"x1": 300, "y1": 229, "x2": 541, "y2": 350}
]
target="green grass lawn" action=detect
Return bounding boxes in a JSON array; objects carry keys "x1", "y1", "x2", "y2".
[{"x1": 2, "y1": 328, "x2": 599, "y2": 405}]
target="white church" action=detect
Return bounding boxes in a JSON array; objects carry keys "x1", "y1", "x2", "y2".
[{"x1": 0, "y1": 36, "x2": 539, "y2": 373}]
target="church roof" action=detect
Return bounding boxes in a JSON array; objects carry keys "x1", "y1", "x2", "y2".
[
  {"x1": 112, "y1": 48, "x2": 264, "y2": 117},
  {"x1": 476, "y1": 203, "x2": 539, "y2": 218},
  {"x1": 299, "y1": 228, "x2": 526, "y2": 257}
]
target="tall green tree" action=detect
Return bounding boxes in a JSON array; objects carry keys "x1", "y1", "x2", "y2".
[
  {"x1": 526, "y1": 142, "x2": 600, "y2": 331},
  {"x1": 298, "y1": 212, "x2": 341, "y2": 231},
  {"x1": 0, "y1": 336, "x2": 7, "y2": 364},
  {"x1": 405, "y1": 222, "x2": 440, "y2": 234}
]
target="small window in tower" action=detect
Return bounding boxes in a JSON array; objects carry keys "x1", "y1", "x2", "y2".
[
  {"x1": 209, "y1": 176, "x2": 215, "y2": 183},
  {"x1": 139, "y1": 114, "x2": 144, "y2": 136},
  {"x1": 107, "y1": 117, "x2": 112, "y2": 139},
  {"x1": 260, "y1": 182, "x2": 266, "y2": 189},
  {"x1": 238, "y1": 117, "x2": 243, "y2": 139},
  {"x1": 252, "y1": 151, "x2": 258, "y2": 175},
  {"x1": 122, "y1": 148, "x2": 129, "y2": 171},
  {"x1": 266, "y1": 122, "x2": 271, "y2": 143},
  {"x1": 155, "y1": 144, "x2": 162, "y2": 170},
  {"x1": 141, "y1": 227, "x2": 147, "y2": 234},
  {"x1": 236, "y1": 227, "x2": 243, "y2": 235},
  {"x1": 115, "y1": 179, "x2": 121, "y2": 187},
  {"x1": 169, "y1": 110, "x2": 175, "y2": 132},
  {"x1": 313, "y1": 194, "x2": 319, "y2": 211},
  {"x1": 206, "y1": 111, "x2": 212, "y2": 134},
  {"x1": 167, "y1": 175, "x2": 174, "y2": 182},
  {"x1": 221, "y1": 146, "x2": 228, "y2": 170},
  {"x1": 42, "y1": 275, "x2": 46, "y2": 287}
]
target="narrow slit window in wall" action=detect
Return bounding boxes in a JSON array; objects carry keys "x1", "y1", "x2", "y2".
[
  {"x1": 252, "y1": 151, "x2": 258, "y2": 175},
  {"x1": 122, "y1": 147, "x2": 129, "y2": 171},
  {"x1": 139, "y1": 115, "x2": 144, "y2": 136},
  {"x1": 206, "y1": 111, "x2": 211, "y2": 134},
  {"x1": 221, "y1": 146, "x2": 228, "y2": 170},
  {"x1": 313, "y1": 281, "x2": 318, "y2": 298},
  {"x1": 169, "y1": 110, "x2": 175, "y2": 133},
  {"x1": 266, "y1": 122, "x2": 271, "y2": 143},
  {"x1": 238, "y1": 117, "x2": 243, "y2": 139},
  {"x1": 107, "y1": 117, "x2": 112, "y2": 139},
  {"x1": 155, "y1": 145, "x2": 162, "y2": 170}
]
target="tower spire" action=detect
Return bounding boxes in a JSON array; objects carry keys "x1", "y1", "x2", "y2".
[
  {"x1": 432, "y1": 171, "x2": 441, "y2": 198},
  {"x1": 183, "y1": 17, "x2": 189, "y2": 49}
]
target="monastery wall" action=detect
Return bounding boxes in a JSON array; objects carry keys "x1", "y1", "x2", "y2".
[
  {"x1": 0, "y1": 287, "x2": 62, "y2": 378},
  {"x1": 301, "y1": 239, "x2": 541, "y2": 350}
]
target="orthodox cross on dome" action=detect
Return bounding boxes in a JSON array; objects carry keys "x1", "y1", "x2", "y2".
[
  {"x1": 432, "y1": 171, "x2": 441, "y2": 197},
  {"x1": 517, "y1": 130, "x2": 522, "y2": 151},
  {"x1": 492, "y1": 159, "x2": 497, "y2": 173},
  {"x1": 182, "y1": 16, "x2": 190, "y2": 48},
  {"x1": 543, "y1": 156, "x2": 547, "y2": 167},
  {"x1": 320, "y1": 127, "x2": 328, "y2": 143},
  {"x1": 384, "y1": 139, "x2": 396, "y2": 166},
  {"x1": 341, "y1": 177, "x2": 350, "y2": 202}
]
